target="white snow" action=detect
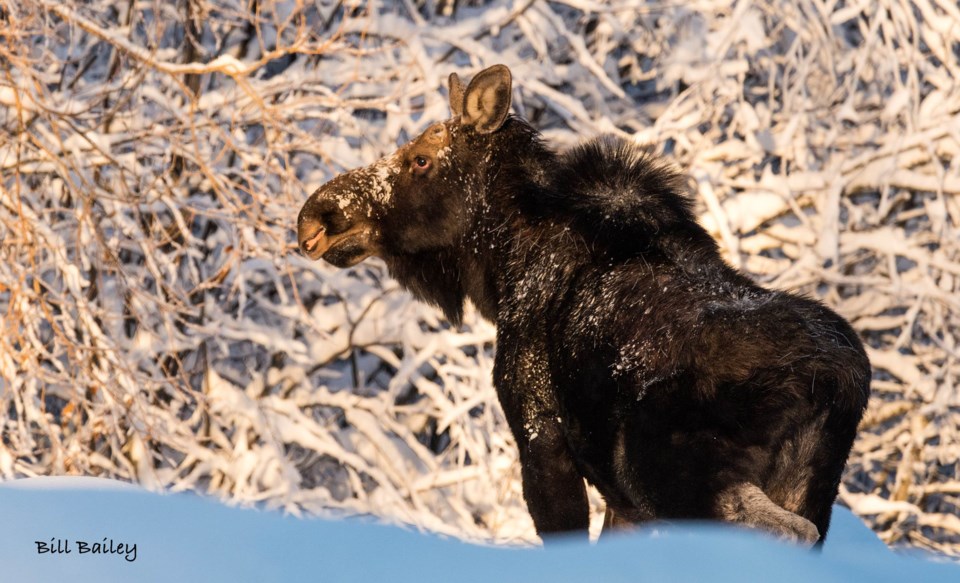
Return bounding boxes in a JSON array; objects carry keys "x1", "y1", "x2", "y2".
[{"x1": 0, "y1": 477, "x2": 957, "y2": 582}]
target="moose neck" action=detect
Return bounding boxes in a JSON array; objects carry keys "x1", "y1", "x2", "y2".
[{"x1": 458, "y1": 119, "x2": 556, "y2": 323}]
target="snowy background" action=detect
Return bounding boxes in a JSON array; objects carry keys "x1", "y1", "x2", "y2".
[{"x1": 1, "y1": 0, "x2": 959, "y2": 558}]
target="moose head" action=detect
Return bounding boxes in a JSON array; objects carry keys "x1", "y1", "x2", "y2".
[{"x1": 297, "y1": 65, "x2": 514, "y2": 269}]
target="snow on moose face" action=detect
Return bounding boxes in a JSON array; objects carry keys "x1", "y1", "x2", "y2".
[
  {"x1": 296, "y1": 123, "x2": 453, "y2": 267},
  {"x1": 297, "y1": 65, "x2": 513, "y2": 267}
]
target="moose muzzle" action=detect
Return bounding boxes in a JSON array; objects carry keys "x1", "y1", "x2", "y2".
[{"x1": 297, "y1": 178, "x2": 380, "y2": 268}]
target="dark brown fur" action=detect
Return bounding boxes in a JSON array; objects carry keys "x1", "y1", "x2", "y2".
[{"x1": 297, "y1": 65, "x2": 871, "y2": 545}]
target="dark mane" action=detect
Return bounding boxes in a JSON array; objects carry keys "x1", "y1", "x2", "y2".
[
  {"x1": 503, "y1": 132, "x2": 704, "y2": 256},
  {"x1": 554, "y1": 136, "x2": 694, "y2": 233},
  {"x1": 493, "y1": 131, "x2": 732, "y2": 290}
]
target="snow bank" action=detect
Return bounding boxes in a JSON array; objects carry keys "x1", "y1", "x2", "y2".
[{"x1": 1, "y1": 477, "x2": 956, "y2": 582}]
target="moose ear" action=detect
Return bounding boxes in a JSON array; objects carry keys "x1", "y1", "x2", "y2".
[
  {"x1": 449, "y1": 72, "x2": 465, "y2": 117},
  {"x1": 461, "y1": 64, "x2": 512, "y2": 134}
]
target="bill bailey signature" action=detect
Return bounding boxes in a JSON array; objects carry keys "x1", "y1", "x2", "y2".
[{"x1": 36, "y1": 538, "x2": 137, "y2": 562}]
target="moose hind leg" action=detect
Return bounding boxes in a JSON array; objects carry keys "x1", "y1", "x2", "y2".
[{"x1": 715, "y1": 483, "x2": 820, "y2": 546}]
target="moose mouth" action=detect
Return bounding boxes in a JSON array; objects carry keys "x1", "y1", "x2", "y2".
[
  {"x1": 300, "y1": 224, "x2": 374, "y2": 268},
  {"x1": 321, "y1": 234, "x2": 373, "y2": 267}
]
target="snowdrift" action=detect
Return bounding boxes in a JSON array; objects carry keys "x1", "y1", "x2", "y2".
[{"x1": 1, "y1": 477, "x2": 957, "y2": 582}]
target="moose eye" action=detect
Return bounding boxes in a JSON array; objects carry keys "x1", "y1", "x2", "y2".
[{"x1": 413, "y1": 156, "x2": 431, "y2": 172}]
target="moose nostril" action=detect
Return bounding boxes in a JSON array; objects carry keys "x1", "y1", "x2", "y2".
[{"x1": 298, "y1": 218, "x2": 327, "y2": 256}]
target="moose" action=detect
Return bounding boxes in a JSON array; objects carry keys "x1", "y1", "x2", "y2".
[{"x1": 297, "y1": 65, "x2": 871, "y2": 545}]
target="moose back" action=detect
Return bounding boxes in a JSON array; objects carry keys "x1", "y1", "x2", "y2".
[{"x1": 297, "y1": 65, "x2": 871, "y2": 545}]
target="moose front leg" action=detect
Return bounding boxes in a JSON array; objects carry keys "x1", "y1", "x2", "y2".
[
  {"x1": 515, "y1": 420, "x2": 590, "y2": 536},
  {"x1": 494, "y1": 339, "x2": 589, "y2": 538}
]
